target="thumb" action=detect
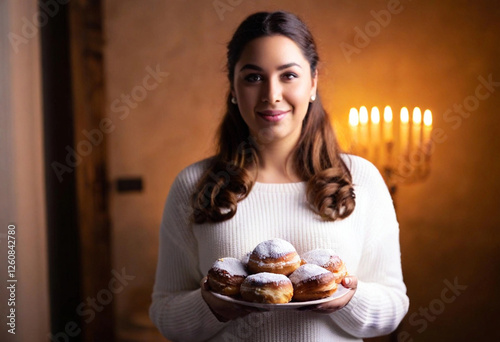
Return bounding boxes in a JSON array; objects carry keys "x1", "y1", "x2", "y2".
[
  {"x1": 342, "y1": 275, "x2": 358, "y2": 289},
  {"x1": 200, "y1": 276, "x2": 210, "y2": 290}
]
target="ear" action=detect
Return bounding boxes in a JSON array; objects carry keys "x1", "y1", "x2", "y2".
[{"x1": 310, "y1": 69, "x2": 318, "y2": 98}]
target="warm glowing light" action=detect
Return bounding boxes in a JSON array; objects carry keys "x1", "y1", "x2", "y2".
[
  {"x1": 349, "y1": 108, "x2": 359, "y2": 126},
  {"x1": 400, "y1": 107, "x2": 409, "y2": 124},
  {"x1": 359, "y1": 106, "x2": 369, "y2": 125},
  {"x1": 384, "y1": 106, "x2": 392, "y2": 123},
  {"x1": 346, "y1": 105, "x2": 432, "y2": 186},
  {"x1": 413, "y1": 107, "x2": 422, "y2": 124},
  {"x1": 423, "y1": 109, "x2": 433, "y2": 126},
  {"x1": 383, "y1": 106, "x2": 393, "y2": 143},
  {"x1": 371, "y1": 107, "x2": 380, "y2": 124}
]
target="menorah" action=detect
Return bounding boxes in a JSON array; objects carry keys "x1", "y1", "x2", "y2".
[{"x1": 348, "y1": 106, "x2": 433, "y2": 196}]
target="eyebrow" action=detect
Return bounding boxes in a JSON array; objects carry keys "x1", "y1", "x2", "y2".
[{"x1": 239, "y1": 63, "x2": 302, "y2": 72}]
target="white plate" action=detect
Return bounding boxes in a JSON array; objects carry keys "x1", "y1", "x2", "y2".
[{"x1": 211, "y1": 285, "x2": 351, "y2": 310}]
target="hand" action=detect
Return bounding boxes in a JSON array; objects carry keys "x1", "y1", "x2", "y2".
[
  {"x1": 200, "y1": 277, "x2": 264, "y2": 322},
  {"x1": 298, "y1": 275, "x2": 358, "y2": 314}
]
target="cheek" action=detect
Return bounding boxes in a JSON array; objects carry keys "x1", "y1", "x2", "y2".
[
  {"x1": 235, "y1": 85, "x2": 257, "y2": 107},
  {"x1": 235, "y1": 97, "x2": 255, "y2": 127},
  {"x1": 287, "y1": 85, "x2": 311, "y2": 108}
]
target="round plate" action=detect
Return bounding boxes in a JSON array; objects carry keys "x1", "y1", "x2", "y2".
[{"x1": 211, "y1": 284, "x2": 351, "y2": 310}]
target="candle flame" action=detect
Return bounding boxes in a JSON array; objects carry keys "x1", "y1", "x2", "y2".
[
  {"x1": 400, "y1": 107, "x2": 409, "y2": 124},
  {"x1": 424, "y1": 109, "x2": 433, "y2": 127},
  {"x1": 413, "y1": 107, "x2": 422, "y2": 124},
  {"x1": 371, "y1": 107, "x2": 380, "y2": 124},
  {"x1": 349, "y1": 108, "x2": 359, "y2": 126},
  {"x1": 384, "y1": 106, "x2": 392, "y2": 123},
  {"x1": 359, "y1": 106, "x2": 369, "y2": 125}
]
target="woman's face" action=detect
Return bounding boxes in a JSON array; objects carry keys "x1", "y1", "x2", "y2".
[{"x1": 232, "y1": 35, "x2": 317, "y2": 147}]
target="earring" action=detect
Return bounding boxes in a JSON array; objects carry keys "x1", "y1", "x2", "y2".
[
  {"x1": 231, "y1": 97, "x2": 237, "y2": 104},
  {"x1": 310, "y1": 94, "x2": 316, "y2": 102}
]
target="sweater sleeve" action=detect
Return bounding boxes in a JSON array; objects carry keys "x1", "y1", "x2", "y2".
[
  {"x1": 331, "y1": 157, "x2": 409, "y2": 337},
  {"x1": 149, "y1": 167, "x2": 227, "y2": 341}
]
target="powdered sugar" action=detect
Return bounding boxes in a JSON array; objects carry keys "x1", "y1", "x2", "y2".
[
  {"x1": 212, "y1": 257, "x2": 248, "y2": 277},
  {"x1": 245, "y1": 272, "x2": 291, "y2": 285},
  {"x1": 240, "y1": 251, "x2": 251, "y2": 266},
  {"x1": 252, "y1": 238, "x2": 297, "y2": 258},
  {"x1": 289, "y1": 264, "x2": 330, "y2": 283},
  {"x1": 302, "y1": 249, "x2": 342, "y2": 268}
]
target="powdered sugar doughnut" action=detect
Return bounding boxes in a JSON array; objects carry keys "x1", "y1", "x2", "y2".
[
  {"x1": 207, "y1": 257, "x2": 248, "y2": 296},
  {"x1": 289, "y1": 264, "x2": 337, "y2": 301},
  {"x1": 240, "y1": 272, "x2": 293, "y2": 304},
  {"x1": 301, "y1": 248, "x2": 348, "y2": 283},
  {"x1": 240, "y1": 251, "x2": 251, "y2": 269},
  {"x1": 247, "y1": 238, "x2": 301, "y2": 276}
]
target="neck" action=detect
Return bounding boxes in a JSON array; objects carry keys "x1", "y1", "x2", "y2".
[{"x1": 253, "y1": 138, "x2": 301, "y2": 184}]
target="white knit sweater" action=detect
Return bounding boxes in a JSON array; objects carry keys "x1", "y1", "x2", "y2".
[{"x1": 150, "y1": 154, "x2": 409, "y2": 342}]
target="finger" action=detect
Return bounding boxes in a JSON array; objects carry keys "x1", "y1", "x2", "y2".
[
  {"x1": 200, "y1": 276, "x2": 210, "y2": 290},
  {"x1": 342, "y1": 276, "x2": 357, "y2": 289}
]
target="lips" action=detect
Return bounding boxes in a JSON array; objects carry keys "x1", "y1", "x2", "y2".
[{"x1": 257, "y1": 109, "x2": 291, "y2": 122}]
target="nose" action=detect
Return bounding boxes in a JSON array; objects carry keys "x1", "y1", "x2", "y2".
[{"x1": 261, "y1": 77, "x2": 282, "y2": 103}]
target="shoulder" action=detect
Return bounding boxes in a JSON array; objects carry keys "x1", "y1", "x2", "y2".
[
  {"x1": 162, "y1": 157, "x2": 214, "y2": 215},
  {"x1": 340, "y1": 153, "x2": 379, "y2": 179},
  {"x1": 340, "y1": 153, "x2": 388, "y2": 191},
  {"x1": 176, "y1": 157, "x2": 213, "y2": 182},
  {"x1": 172, "y1": 156, "x2": 214, "y2": 192},
  {"x1": 340, "y1": 153, "x2": 396, "y2": 214}
]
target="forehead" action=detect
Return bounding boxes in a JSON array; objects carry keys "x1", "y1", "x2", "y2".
[{"x1": 236, "y1": 35, "x2": 309, "y2": 69}]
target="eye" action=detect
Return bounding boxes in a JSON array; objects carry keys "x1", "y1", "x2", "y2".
[
  {"x1": 244, "y1": 74, "x2": 263, "y2": 83},
  {"x1": 282, "y1": 72, "x2": 298, "y2": 80}
]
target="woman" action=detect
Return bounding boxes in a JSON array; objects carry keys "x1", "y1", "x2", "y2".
[{"x1": 150, "y1": 11, "x2": 409, "y2": 341}]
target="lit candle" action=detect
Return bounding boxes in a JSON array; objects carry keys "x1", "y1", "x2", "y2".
[
  {"x1": 371, "y1": 107, "x2": 381, "y2": 142},
  {"x1": 371, "y1": 106, "x2": 380, "y2": 162},
  {"x1": 359, "y1": 106, "x2": 369, "y2": 157},
  {"x1": 423, "y1": 109, "x2": 433, "y2": 142},
  {"x1": 383, "y1": 106, "x2": 393, "y2": 143},
  {"x1": 412, "y1": 107, "x2": 422, "y2": 148},
  {"x1": 349, "y1": 107, "x2": 359, "y2": 151},
  {"x1": 400, "y1": 107, "x2": 410, "y2": 155},
  {"x1": 382, "y1": 106, "x2": 393, "y2": 166}
]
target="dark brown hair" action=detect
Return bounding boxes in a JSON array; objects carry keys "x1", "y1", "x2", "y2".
[{"x1": 191, "y1": 11, "x2": 355, "y2": 223}]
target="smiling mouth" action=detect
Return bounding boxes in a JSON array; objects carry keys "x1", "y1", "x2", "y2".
[
  {"x1": 257, "y1": 110, "x2": 291, "y2": 122},
  {"x1": 258, "y1": 109, "x2": 291, "y2": 116}
]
